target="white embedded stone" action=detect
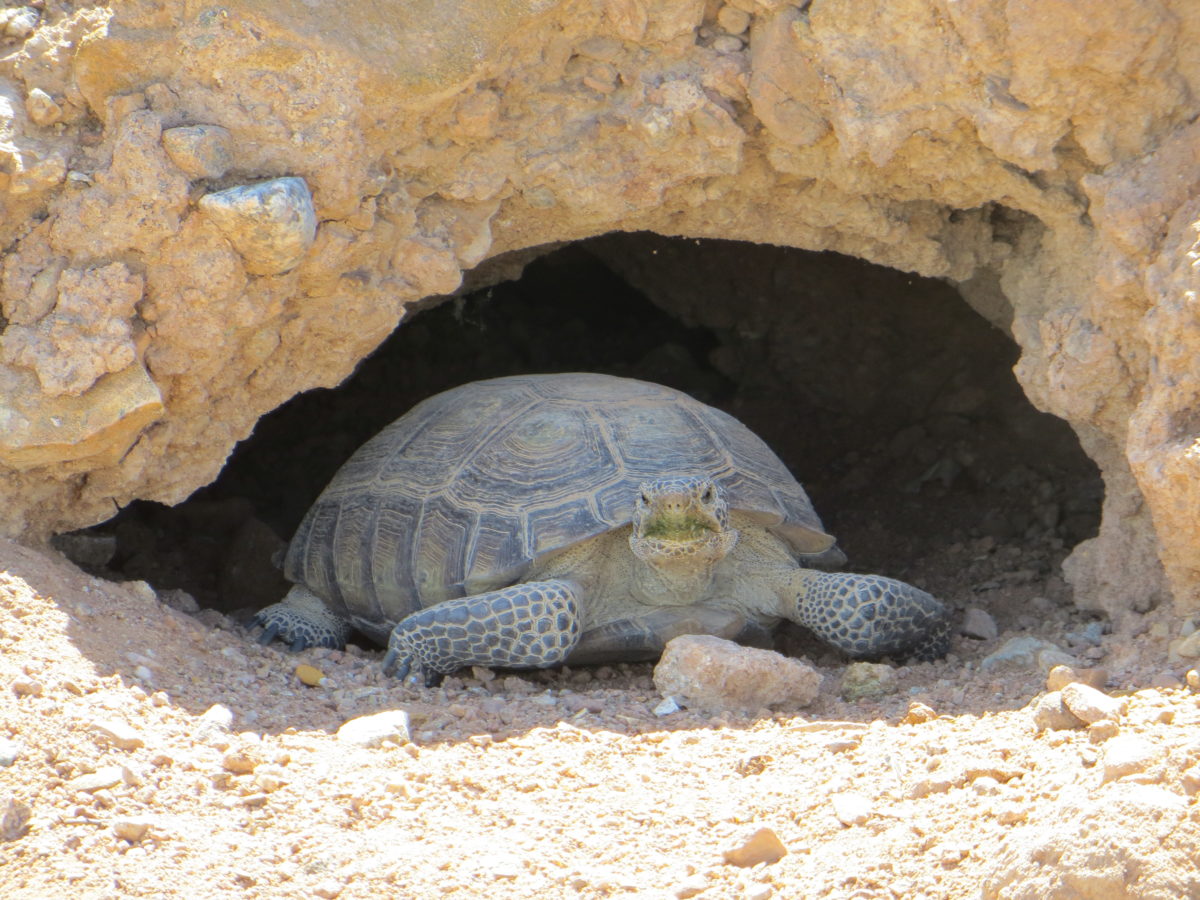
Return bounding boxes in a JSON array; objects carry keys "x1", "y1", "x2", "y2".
[
  {"x1": 25, "y1": 88, "x2": 61, "y2": 126},
  {"x1": 198, "y1": 177, "x2": 317, "y2": 275}
]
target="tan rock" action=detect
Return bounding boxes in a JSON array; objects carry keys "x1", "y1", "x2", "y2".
[
  {"x1": 0, "y1": 363, "x2": 163, "y2": 470},
  {"x1": 722, "y1": 826, "x2": 787, "y2": 867},
  {"x1": 654, "y1": 635, "x2": 822, "y2": 713}
]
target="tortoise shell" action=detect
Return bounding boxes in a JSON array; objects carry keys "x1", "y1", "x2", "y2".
[{"x1": 284, "y1": 373, "x2": 835, "y2": 626}]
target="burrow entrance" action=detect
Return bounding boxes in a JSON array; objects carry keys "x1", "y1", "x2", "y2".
[{"x1": 86, "y1": 233, "x2": 1104, "y2": 662}]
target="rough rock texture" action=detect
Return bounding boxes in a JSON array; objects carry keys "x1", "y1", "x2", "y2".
[
  {"x1": 653, "y1": 634, "x2": 822, "y2": 712},
  {"x1": 0, "y1": 1, "x2": 1197, "y2": 620}
]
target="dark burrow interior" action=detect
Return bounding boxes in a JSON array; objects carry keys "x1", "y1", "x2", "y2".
[{"x1": 74, "y1": 233, "x2": 1106, "y2": 664}]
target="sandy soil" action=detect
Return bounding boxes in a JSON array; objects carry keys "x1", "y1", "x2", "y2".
[{"x1": 2, "y1": 536, "x2": 1199, "y2": 900}]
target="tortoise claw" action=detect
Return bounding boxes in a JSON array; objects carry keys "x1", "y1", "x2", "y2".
[
  {"x1": 256, "y1": 622, "x2": 280, "y2": 646},
  {"x1": 289, "y1": 636, "x2": 307, "y2": 652},
  {"x1": 382, "y1": 648, "x2": 412, "y2": 682}
]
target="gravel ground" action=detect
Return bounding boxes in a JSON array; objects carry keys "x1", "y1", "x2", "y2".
[{"x1": 2, "y1": 536, "x2": 1199, "y2": 899}]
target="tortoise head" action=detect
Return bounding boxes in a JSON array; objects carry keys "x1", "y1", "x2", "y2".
[{"x1": 629, "y1": 477, "x2": 738, "y2": 569}]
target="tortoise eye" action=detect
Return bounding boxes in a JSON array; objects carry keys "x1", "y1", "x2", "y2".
[{"x1": 701, "y1": 485, "x2": 715, "y2": 503}]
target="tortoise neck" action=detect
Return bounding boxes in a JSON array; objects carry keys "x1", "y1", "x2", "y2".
[{"x1": 628, "y1": 529, "x2": 738, "y2": 606}]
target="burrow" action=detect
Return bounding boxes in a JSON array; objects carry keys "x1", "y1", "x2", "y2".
[{"x1": 71, "y1": 233, "x2": 1105, "y2": 663}]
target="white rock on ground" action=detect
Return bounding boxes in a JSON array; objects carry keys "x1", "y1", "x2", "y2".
[
  {"x1": 1060, "y1": 682, "x2": 1127, "y2": 724},
  {"x1": 336, "y1": 709, "x2": 412, "y2": 748}
]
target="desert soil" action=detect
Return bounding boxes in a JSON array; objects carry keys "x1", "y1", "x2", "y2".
[{"x1": 2, "y1": 534, "x2": 1200, "y2": 900}]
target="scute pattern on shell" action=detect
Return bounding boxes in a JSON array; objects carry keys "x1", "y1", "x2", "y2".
[{"x1": 284, "y1": 373, "x2": 834, "y2": 627}]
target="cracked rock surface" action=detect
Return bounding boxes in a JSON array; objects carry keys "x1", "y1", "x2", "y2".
[{"x1": 0, "y1": 0, "x2": 1196, "y2": 628}]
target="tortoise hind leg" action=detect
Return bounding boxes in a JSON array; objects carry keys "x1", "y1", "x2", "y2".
[
  {"x1": 790, "y1": 569, "x2": 951, "y2": 662},
  {"x1": 384, "y1": 579, "x2": 582, "y2": 686},
  {"x1": 254, "y1": 585, "x2": 352, "y2": 652}
]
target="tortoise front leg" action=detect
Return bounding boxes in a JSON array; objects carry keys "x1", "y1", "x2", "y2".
[
  {"x1": 254, "y1": 585, "x2": 352, "y2": 652},
  {"x1": 789, "y1": 569, "x2": 952, "y2": 662},
  {"x1": 383, "y1": 579, "x2": 582, "y2": 686}
]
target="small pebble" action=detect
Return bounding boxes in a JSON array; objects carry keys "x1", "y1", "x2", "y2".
[
  {"x1": 1087, "y1": 720, "x2": 1120, "y2": 743},
  {"x1": 112, "y1": 817, "x2": 153, "y2": 843},
  {"x1": 1187, "y1": 669, "x2": 1200, "y2": 691},
  {"x1": 1031, "y1": 691, "x2": 1083, "y2": 732},
  {"x1": 1173, "y1": 631, "x2": 1200, "y2": 658},
  {"x1": 1045, "y1": 664, "x2": 1108, "y2": 692},
  {"x1": 903, "y1": 701, "x2": 938, "y2": 724},
  {"x1": 10, "y1": 678, "x2": 43, "y2": 697},
  {"x1": 961, "y1": 608, "x2": 998, "y2": 641},
  {"x1": 0, "y1": 737, "x2": 22, "y2": 767},
  {"x1": 1, "y1": 7, "x2": 38, "y2": 40},
  {"x1": 654, "y1": 696, "x2": 682, "y2": 716},
  {"x1": 161, "y1": 124, "x2": 234, "y2": 179},
  {"x1": 654, "y1": 635, "x2": 820, "y2": 713},
  {"x1": 25, "y1": 87, "x2": 61, "y2": 126},
  {"x1": 294, "y1": 665, "x2": 327, "y2": 687},
  {"x1": 981, "y1": 637, "x2": 1075, "y2": 673},
  {"x1": 89, "y1": 719, "x2": 145, "y2": 751},
  {"x1": 222, "y1": 749, "x2": 263, "y2": 774},
  {"x1": 1100, "y1": 736, "x2": 1160, "y2": 783},
  {"x1": 336, "y1": 710, "x2": 411, "y2": 748},
  {"x1": 198, "y1": 177, "x2": 317, "y2": 275},
  {"x1": 1, "y1": 797, "x2": 31, "y2": 842},
  {"x1": 1059, "y1": 682, "x2": 1126, "y2": 724},
  {"x1": 68, "y1": 766, "x2": 128, "y2": 793},
  {"x1": 722, "y1": 827, "x2": 787, "y2": 867},
  {"x1": 830, "y1": 791, "x2": 872, "y2": 826},
  {"x1": 841, "y1": 662, "x2": 897, "y2": 701},
  {"x1": 254, "y1": 766, "x2": 287, "y2": 793},
  {"x1": 674, "y1": 877, "x2": 708, "y2": 899},
  {"x1": 717, "y1": 5, "x2": 751, "y2": 34}
]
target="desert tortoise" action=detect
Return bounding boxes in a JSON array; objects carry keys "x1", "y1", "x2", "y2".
[{"x1": 255, "y1": 373, "x2": 950, "y2": 683}]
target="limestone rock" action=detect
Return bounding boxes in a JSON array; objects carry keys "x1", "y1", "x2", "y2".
[
  {"x1": 653, "y1": 635, "x2": 821, "y2": 713},
  {"x1": 198, "y1": 177, "x2": 317, "y2": 275}
]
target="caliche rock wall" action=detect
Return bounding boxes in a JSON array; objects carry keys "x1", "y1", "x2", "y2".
[{"x1": 0, "y1": 0, "x2": 1197, "y2": 618}]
